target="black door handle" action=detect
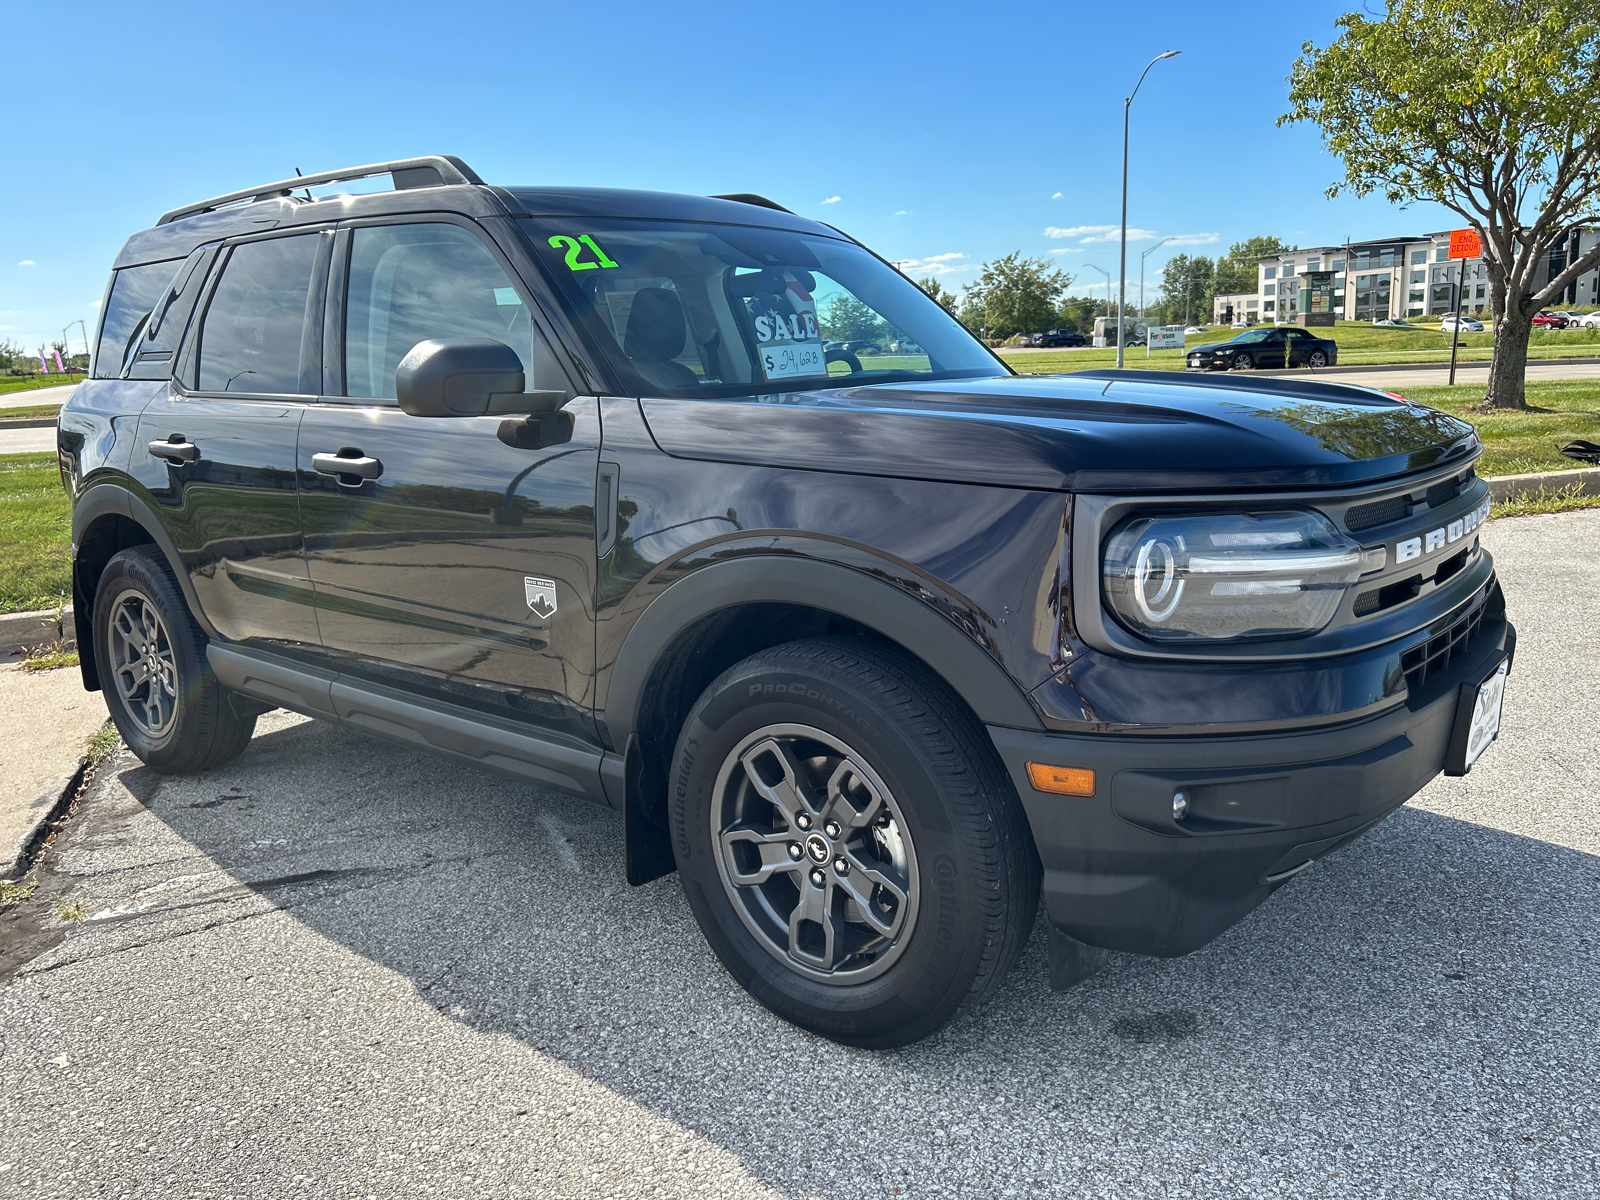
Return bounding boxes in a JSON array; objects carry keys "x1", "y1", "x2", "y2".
[
  {"x1": 312, "y1": 450, "x2": 383, "y2": 485},
  {"x1": 149, "y1": 436, "x2": 199, "y2": 463}
]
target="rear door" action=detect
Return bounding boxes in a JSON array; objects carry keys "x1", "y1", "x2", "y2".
[
  {"x1": 298, "y1": 217, "x2": 601, "y2": 743},
  {"x1": 132, "y1": 230, "x2": 329, "y2": 662}
]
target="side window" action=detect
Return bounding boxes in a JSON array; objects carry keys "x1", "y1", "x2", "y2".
[
  {"x1": 196, "y1": 234, "x2": 320, "y2": 395},
  {"x1": 127, "y1": 246, "x2": 218, "y2": 381},
  {"x1": 344, "y1": 223, "x2": 541, "y2": 399},
  {"x1": 93, "y1": 260, "x2": 181, "y2": 378}
]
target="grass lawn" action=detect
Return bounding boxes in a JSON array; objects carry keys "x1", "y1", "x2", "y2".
[
  {"x1": 998, "y1": 320, "x2": 1600, "y2": 373},
  {"x1": 0, "y1": 376, "x2": 82, "y2": 397},
  {"x1": 0, "y1": 405, "x2": 62, "y2": 423},
  {"x1": 0, "y1": 453, "x2": 72, "y2": 614}
]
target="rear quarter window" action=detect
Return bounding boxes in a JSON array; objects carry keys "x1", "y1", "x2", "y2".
[{"x1": 93, "y1": 260, "x2": 182, "y2": 378}]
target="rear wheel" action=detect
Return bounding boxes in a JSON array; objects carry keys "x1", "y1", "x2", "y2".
[
  {"x1": 93, "y1": 547, "x2": 257, "y2": 774},
  {"x1": 1307, "y1": 350, "x2": 1328, "y2": 368},
  {"x1": 669, "y1": 637, "x2": 1040, "y2": 1048}
]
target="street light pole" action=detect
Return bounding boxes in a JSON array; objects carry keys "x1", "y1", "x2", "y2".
[
  {"x1": 1085, "y1": 263, "x2": 1113, "y2": 339},
  {"x1": 1118, "y1": 49, "x2": 1180, "y2": 369},
  {"x1": 1139, "y1": 236, "x2": 1175, "y2": 319}
]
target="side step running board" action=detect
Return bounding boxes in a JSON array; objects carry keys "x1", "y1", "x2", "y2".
[{"x1": 207, "y1": 644, "x2": 616, "y2": 809}]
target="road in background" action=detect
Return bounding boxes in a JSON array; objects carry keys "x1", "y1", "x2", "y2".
[
  {"x1": 0, "y1": 516, "x2": 1595, "y2": 1199},
  {"x1": 0, "y1": 385, "x2": 76, "y2": 410},
  {"x1": 0, "y1": 427, "x2": 59, "y2": 454}
]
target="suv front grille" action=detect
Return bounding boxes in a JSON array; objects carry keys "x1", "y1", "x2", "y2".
[
  {"x1": 1401, "y1": 589, "x2": 1489, "y2": 693},
  {"x1": 1424, "y1": 466, "x2": 1475, "y2": 511},
  {"x1": 1345, "y1": 494, "x2": 1412, "y2": 531}
]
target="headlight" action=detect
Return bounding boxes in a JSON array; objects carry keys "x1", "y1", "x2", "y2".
[{"x1": 1102, "y1": 511, "x2": 1364, "y2": 642}]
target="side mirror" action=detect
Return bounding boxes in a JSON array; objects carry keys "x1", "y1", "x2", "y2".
[{"x1": 394, "y1": 338, "x2": 567, "y2": 417}]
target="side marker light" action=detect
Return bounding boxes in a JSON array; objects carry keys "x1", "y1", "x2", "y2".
[{"x1": 1026, "y1": 763, "x2": 1097, "y2": 797}]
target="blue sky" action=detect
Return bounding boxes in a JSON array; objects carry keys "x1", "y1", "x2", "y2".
[{"x1": 2, "y1": 0, "x2": 1458, "y2": 355}]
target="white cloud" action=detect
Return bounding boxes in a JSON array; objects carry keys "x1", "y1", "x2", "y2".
[
  {"x1": 1166, "y1": 232, "x2": 1220, "y2": 246},
  {"x1": 821, "y1": 196, "x2": 841, "y2": 205},
  {"x1": 1051, "y1": 192, "x2": 1063, "y2": 199},
  {"x1": 1050, "y1": 248, "x2": 1081, "y2": 255},
  {"x1": 893, "y1": 252, "x2": 969, "y2": 276},
  {"x1": 17, "y1": 259, "x2": 35, "y2": 266},
  {"x1": 1044, "y1": 225, "x2": 1160, "y2": 243},
  {"x1": 894, "y1": 210, "x2": 910, "y2": 215},
  {"x1": 89, "y1": 300, "x2": 102, "y2": 308}
]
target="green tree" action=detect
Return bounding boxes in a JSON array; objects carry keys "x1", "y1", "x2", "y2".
[
  {"x1": 1157, "y1": 254, "x2": 1218, "y2": 326},
  {"x1": 819, "y1": 294, "x2": 887, "y2": 343},
  {"x1": 916, "y1": 277, "x2": 959, "y2": 314},
  {"x1": 1055, "y1": 295, "x2": 1105, "y2": 333},
  {"x1": 962, "y1": 252, "x2": 1073, "y2": 339},
  {"x1": 1213, "y1": 236, "x2": 1292, "y2": 297},
  {"x1": 1283, "y1": 0, "x2": 1600, "y2": 409}
]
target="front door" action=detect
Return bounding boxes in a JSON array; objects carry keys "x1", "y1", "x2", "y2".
[
  {"x1": 135, "y1": 230, "x2": 328, "y2": 661},
  {"x1": 298, "y1": 220, "x2": 599, "y2": 742}
]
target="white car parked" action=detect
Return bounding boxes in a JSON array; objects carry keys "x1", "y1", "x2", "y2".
[
  {"x1": 1440, "y1": 314, "x2": 1485, "y2": 332},
  {"x1": 1579, "y1": 311, "x2": 1600, "y2": 329}
]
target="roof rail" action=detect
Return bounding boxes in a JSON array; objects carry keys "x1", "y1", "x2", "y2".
[
  {"x1": 156, "y1": 155, "x2": 485, "y2": 226},
  {"x1": 711, "y1": 193, "x2": 793, "y2": 214}
]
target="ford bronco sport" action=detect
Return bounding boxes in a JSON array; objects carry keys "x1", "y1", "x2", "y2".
[{"x1": 61, "y1": 156, "x2": 1513, "y2": 1047}]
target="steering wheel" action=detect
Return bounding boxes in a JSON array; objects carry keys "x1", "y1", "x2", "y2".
[{"x1": 825, "y1": 349, "x2": 862, "y2": 376}]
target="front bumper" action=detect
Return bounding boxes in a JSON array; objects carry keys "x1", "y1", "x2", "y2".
[{"x1": 988, "y1": 610, "x2": 1514, "y2": 958}]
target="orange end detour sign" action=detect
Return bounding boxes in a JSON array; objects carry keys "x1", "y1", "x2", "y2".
[{"x1": 1449, "y1": 228, "x2": 1483, "y2": 259}]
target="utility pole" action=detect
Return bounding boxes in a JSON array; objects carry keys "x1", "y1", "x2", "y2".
[{"x1": 1117, "y1": 49, "x2": 1180, "y2": 368}]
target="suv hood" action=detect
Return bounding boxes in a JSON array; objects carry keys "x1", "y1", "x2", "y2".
[{"x1": 640, "y1": 371, "x2": 1477, "y2": 492}]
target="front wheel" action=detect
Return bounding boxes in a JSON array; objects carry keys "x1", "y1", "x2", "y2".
[
  {"x1": 93, "y1": 546, "x2": 257, "y2": 774},
  {"x1": 669, "y1": 637, "x2": 1040, "y2": 1048},
  {"x1": 1232, "y1": 352, "x2": 1254, "y2": 370}
]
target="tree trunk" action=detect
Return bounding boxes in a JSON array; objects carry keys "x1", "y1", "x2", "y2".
[{"x1": 1482, "y1": 308, "x2": 1532, "y2": 410}]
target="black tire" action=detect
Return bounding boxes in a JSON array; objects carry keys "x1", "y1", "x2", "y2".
[
  {"x1": 1233, "y1": 352, "x2": 1254, "y2": 370},
  {"x1": 669, "y1": 636, "x2": 1041, "y2": 1048},
  {"x1": 1307, "y1": 350, "x2": 1328, "y2": 369},
  {"x1": 92, "y1": 546, "x2": 256, "y2": 774}
]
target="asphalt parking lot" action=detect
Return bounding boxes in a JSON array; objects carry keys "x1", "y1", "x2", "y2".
[{"x1": 1, "y1": 510, "x2": 1596, "y2": 1199}]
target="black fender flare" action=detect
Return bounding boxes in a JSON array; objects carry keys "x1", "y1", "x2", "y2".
[
  {"x1": 72, "y1": 483, "x2": 222, "y2": 643},
  {"x1": 603, "y1": 555, "x2": 1045, "y2": 749}
]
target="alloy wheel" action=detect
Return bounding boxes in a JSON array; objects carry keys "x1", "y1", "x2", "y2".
[
  {"x1": 1308, "y1": 351, "x2": 1328, "y2": 368},
  {"x1": 108, "y1": 589, "x2": 178, "y2": 737},
  {"x1": 1234, "y1": 353, "x2": 1253, "y2": 370},
  {"x1": 710, "y1": 723, "x2": 920, "y2": 984}
]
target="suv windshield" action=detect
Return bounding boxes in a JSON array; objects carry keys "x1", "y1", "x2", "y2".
[{"x1": 525, "y1": 218, "x2": 1002, "y2": 396}]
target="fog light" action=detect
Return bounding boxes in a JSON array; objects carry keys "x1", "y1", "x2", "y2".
[
  {"x1": 1026, "y1": 763, "x2": 1097, "y2": 797},
  {"x1": 1172, "y1": 790, "x2": 1190, "y2": 821}
]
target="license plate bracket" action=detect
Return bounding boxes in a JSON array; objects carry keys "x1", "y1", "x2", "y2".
[{"x1": 1443, "y1": 653, "x2": 1508, "y2": 776}]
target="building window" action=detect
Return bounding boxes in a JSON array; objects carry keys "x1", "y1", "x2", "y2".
[
  {"x1": 1476, "y1": 284, "x2": 1486, "y2": 299},
  {"x1": 1436, "y1": 247, "x2": 1449, "y2": 261},
  {"x1": 1411, "y1": 250, "x2": 1427, "y2": 265},
  {"x1": 1264, "y1": 300, "x2": 1275, "y2": 312},
  {"x1": 1332, "y1": 259, "x2": 1346, "y2": 271},
  {"x1": 1306, "y1": 259, "x2": 1320, "y2": 270},
  {"x1": 1282, "y1": 262, "x2": 1295, "y2": 273},
  {"x1": 1263, "y1": 267, "x2": 1276, "y2": 280},
  {"x1": 1409, "y1": 289, "x2": 1425, "y2": 303},
  {"x1": 1380, "y1": 250, "x2": 1395, "y2": 266},
  {"x1": 1431, "y1": 284, "x2": 1454, "y2": 305},
  {"x1": 1263, "y1": 284, "x2": 1275, "y2": 296},
  {"x1": 1411, "y1": 270, "x2": 1425, "y2": 283}
]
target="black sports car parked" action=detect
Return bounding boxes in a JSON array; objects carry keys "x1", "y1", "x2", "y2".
[{"x1": 1186, "y1": 326, "x2": 1338, "y2": 371}]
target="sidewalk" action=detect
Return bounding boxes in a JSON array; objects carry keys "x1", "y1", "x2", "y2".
[{"x1": 0, "y1": 662, "x2": 108, "y2": 878}]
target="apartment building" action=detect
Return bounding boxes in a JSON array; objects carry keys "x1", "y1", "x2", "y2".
[
  {"x1": 1211, "y1": 291, "x2": 1258, "y2": 325},
  {"x1": 1244, "y1": 228, "x2": 1600, "y2": 323}
]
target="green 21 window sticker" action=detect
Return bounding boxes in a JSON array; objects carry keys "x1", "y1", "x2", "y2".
[{"x1": 549, "y1": 234, "x2": 619, "y2": 271}]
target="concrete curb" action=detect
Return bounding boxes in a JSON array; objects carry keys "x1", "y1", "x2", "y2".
[
  {"x1": 0, "y1": 418, "x2": 57, "y2": 430},
  {"x1": 1487, "y1": 466, "x2": 1600, "y2": 503},
  {"x1": 0, "y1": 608, "x2": 73, "y2": 656},
  {"x1": 2, "y1": 755, "x2": 87, "y2": 882}
]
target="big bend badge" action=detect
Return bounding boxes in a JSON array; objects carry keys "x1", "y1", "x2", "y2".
[{"x1": 524, "y1": 577, "x2": 557, "y2": 620}]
